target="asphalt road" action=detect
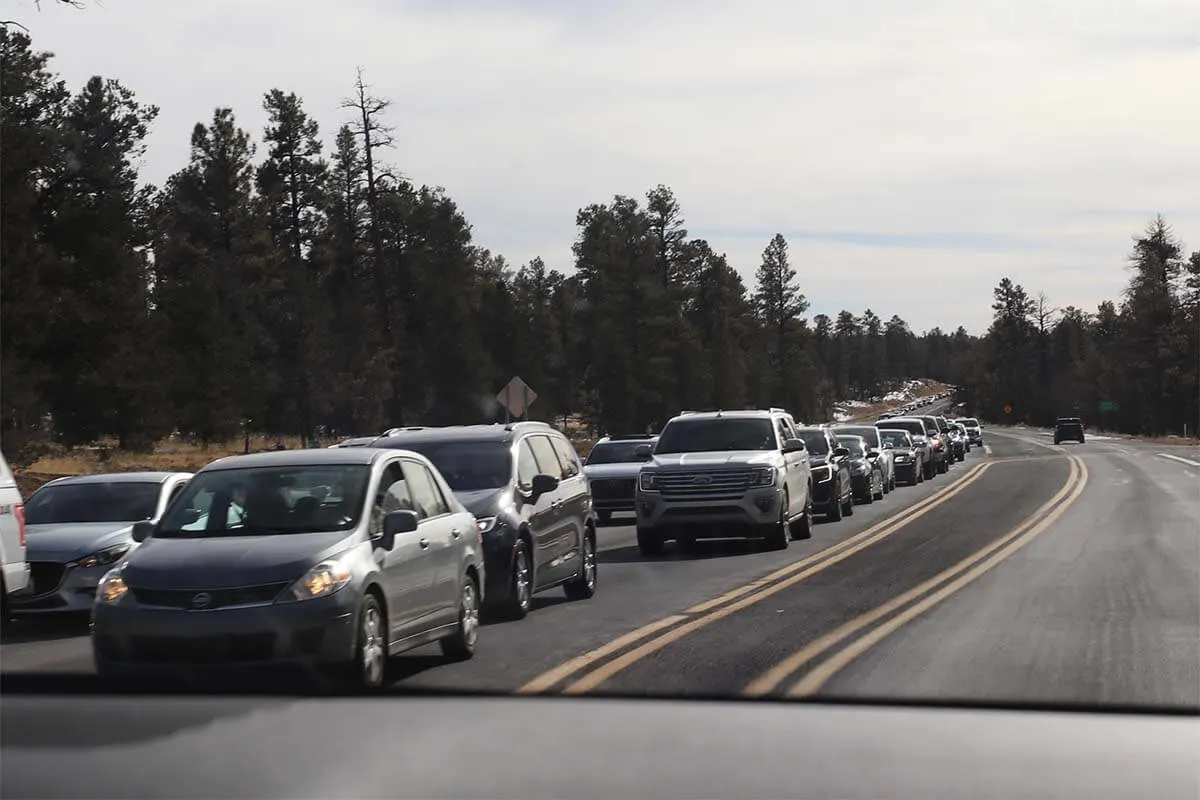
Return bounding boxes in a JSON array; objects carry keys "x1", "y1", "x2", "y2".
[{"x1": 4, "y1": 420, "x2": 1198, "y2": 712}]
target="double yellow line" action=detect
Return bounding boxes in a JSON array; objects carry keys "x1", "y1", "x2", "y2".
[
  {"x1": 518, "y1": 460, "x2": 994, "y2": 695},
  {"x1": 745, "y1": 453, "x2": 1088, "y2": 698}
]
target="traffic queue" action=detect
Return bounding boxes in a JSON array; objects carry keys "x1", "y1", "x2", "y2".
[{"x1": 2, "y1": 397, "x2": 983, "y2": 689}]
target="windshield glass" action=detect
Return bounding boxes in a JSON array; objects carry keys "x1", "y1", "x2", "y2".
[
  {"x1": 156, "y1": 465, "x2": 370, "y2": 536},
  {"x1": 25, "y1": 482, "x2": 160, "y2": 525},
  {"x1": 797, "y1": 430, "x2": 829, "y2": 455},
  {"x1": 655, "y1": 418, "x2": 776, "y2": 454},
  {"x1": 879, "y1": 430, "x2": 911, "y2": 449},
  {"x1": 879, "y1": 421, "x2": 925, "y2": 438},
  {"x1": 385, "y1": 440, "x2": 511, "y2": 491},
  {"x1": 962, "y1": 418, "x2": 979, "y2": 427},
  {"x1": 586, "y1": 441, "x2": 652, "y2": 465},
  {"x1": 837, "y1": 436, "x2": 865, "y2": 457},
  {"x1": 836, "y1": 426, "x2": 880, "y2": 447}
]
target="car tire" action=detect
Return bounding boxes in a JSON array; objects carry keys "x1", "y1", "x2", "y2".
[
  {"x1": 789, "y1": 493, "x2": 813, "y2": 540},
  {"x1": 872, "y1": 471, "x2": 885, "y2": 501},
  {"x1": 763, "y1": 492, "x2": 790, "y2": 551},
  {"x1": 841, "y1": 485, "x2": 855, "y2": 516},
  {"x1": 637, "y1": 526, "x2": 664, "y2": 556},
  {"x1": 563, "y1": 534, "x2": 597, "y2": 600},
  {"x1": 501, "y1": 540, "x2": 533, "y2": 620},
  {"x1": 826, "y1": 479, "x2": 843, "y2": 521},
  {"x1": 353, "y1": 594, "x2": 388, "y2": 690},
  {"x1": 440, "y1": 574, "x2": 481, "y2": 661}
]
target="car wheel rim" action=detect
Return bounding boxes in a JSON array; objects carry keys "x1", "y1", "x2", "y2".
[
  {"x1": 583, "y1": 540, "x2": 596, "y2": 589},
  {"x1": 462, "y1": 582, "x2": 479, "y2": 647},
  {"x1": 515, "y1": 550, "x2": 531, "y2": 609},
  {"x1": 360, "y1": 605, "x2": 385, "y2": 686}
]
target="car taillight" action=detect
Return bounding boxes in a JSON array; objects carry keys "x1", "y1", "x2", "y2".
[{"x1": 16, "y1": 503, "x2": 26, "y2": 547}]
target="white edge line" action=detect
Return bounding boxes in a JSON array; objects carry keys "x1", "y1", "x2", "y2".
[{"x1": 1157, "y1": 452, "x2": 1200, "y2": 468}]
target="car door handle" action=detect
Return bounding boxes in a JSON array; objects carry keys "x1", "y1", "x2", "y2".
[
  {"x1": 551, "y1": 499, "x2": 563, "y2": 509},
  {"x1": 451, "y1": 528, "x2": 462, "y2": 539},
  {"x1": 419, "y1": 538, "x2": 430, "y2": 549}
]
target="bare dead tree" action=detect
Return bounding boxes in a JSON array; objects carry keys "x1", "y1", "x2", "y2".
[{"x1": 339, "y1": 68, "x2": 406, "y2": 421}]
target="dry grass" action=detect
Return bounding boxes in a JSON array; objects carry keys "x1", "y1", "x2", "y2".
[
  {"x1": 23, "y1": 435, "x2": 334, "y2": 478},
  {"x1": 17, "y1": 433, "x2": 601, "y2": 490}
]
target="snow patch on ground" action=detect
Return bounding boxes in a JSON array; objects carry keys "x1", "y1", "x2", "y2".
[{"x1": 832, "y1": 410, "x2": 853, "y2": 422}]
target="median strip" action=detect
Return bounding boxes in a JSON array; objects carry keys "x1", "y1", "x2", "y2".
[
  {"x1": 518, "y1": 461, "x2": 993, "y2": 695},
  {"x1": 741, "y1": 455, "x2": 1086, "y2": 698}
]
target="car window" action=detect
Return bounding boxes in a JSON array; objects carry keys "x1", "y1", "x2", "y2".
[
  {"x1": 551, "y1": 436, "x2": 582, "y2": 478},
  {"x1": 776, "y1": 418, "x2": 793, "y2": 445},
  {"x1": 403, "y1": 461, "x2": 450, "y2": 519},
  {"x1": 528, "y1": 435, "x2": 566, "y2": 479},
  {"x1": 167, "y1": 481, "x2": 187, "y2": 504},
  {"x1": 516, "y1": 440, "x2": 540, "y2": 490},
  {"x1": 370, "y1": 462, "x2": 412, "y2": 535}
]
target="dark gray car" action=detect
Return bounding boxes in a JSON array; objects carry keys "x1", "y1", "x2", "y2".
[
  {"x1": 91, "y1": 448, "x2": 484, "y2": 689},
  {"x1": 13, "y1": 472, "x2": 191, "y2": 616}
]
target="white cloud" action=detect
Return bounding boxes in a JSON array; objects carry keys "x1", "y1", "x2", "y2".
[{"x1": 21, "y1": 0, "x2": 1200, "y2": 334}]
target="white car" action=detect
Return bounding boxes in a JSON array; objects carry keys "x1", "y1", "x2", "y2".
[{"x1": 0, "y1": 450, "x2": 30, "y2": 630}]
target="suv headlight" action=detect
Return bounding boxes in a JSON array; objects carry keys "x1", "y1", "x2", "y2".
[
  {"x1": 639, "y1": 472, "x2": 660, "y2": 491},
  {"x1": 96, "y1": 568, "x2": 129, "y2": 606},
  {"x1": 751, "y1": 467, "x2": 777, "y2": 487},
  {"x1": 475, "y1": 516, "x2": 498, "y2": 534},
  {"x1": 812, "y1": 465, "x2": 833, "y2": 483},
  {"x1": 74, "y1": 543, "x2": 131, "y2": 570},
  {"x1": 282, "y1": 560, "x2": 352, "y2": 602}
]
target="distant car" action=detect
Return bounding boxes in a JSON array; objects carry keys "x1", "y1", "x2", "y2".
[
  {"x1": 374, "y1": 422, "x2": 596, "y2": 620},
  {"x1": 876, "y1": 418, "x2": 936, "y2": 481},
  {"x1": 583, "y1": 434, "x2": 657, "y2": 524},
  {"x1": 0, "y1": 450, "x2": 29, "y2": 632},
  {"x1": 330, "y1": 436, "x2": 380, "y2": 449},
  {"x1": 960, "y1": 418, "x2": 984, "y2": 445},
  {"x1": 835, "y1": 434, "x2": 885, "y2": 503},
  {"x1": 91, "y1": 448, "x2": 485, "y2": 689},
  {"x1": 1054, "y1": 417, "x2": 1086, "y2": 444},
  {"x1": 12, "y1": 472, "x2": 192, "y2": 616},
  {"x1": 878, "y1": 428, "x2": 922, "y2": 485},
  {"x1": 832, "y1": 424, "x2": 896, "y2": 493}
]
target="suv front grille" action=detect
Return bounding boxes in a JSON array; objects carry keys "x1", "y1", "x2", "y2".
[
  {"x1": 591, "y1": 478, "x2": 636, "y2": 501},
  {"x1": 657, "y1": 469, "x2": 755, "y2": 500}
]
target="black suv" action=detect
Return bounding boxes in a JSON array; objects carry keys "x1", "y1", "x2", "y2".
[
  {"x1": 1054, "y1": 417, "x2": 1086, "y2": 444},
  {"x1": 375, "y1": 422, "x2": 596, "y2": 620},
  {"x1": 796, "y1": 427, "x2": 855, "y2": 521}
]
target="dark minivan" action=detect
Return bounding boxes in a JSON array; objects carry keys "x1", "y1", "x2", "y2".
[{"x1": 375, "y1": 422, "x2": 597, "y2": 620}]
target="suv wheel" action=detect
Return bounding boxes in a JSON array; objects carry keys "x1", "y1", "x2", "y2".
[
  {"x1": 564, "y1": 534, "x2": 597, "y2": 600},
  {"x1": 763, "y1": 492, "x2": 789, "y2": 551},
  {"x1": 637, "y1": 526, "x2": 664, "y2": 556},
  {"x1": 789, "y1": 493, "x2": 813, "y2": 540}
]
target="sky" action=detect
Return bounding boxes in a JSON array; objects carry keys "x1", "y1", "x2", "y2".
[{"x1": 16, "y1": 0, "x2": 1200, "y2": 334}]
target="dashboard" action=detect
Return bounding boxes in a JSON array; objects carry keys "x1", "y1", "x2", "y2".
[{"x1": 2, "y1": 692, "x2": 1197, "y2": 798}]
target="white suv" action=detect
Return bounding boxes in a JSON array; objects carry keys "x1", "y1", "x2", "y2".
[
  {"x1": 634, "y1": 409, "x2": 814, "y2": 555},
  {"x1": 0, "y1": 450, "x2": 30, "y2": 631}
]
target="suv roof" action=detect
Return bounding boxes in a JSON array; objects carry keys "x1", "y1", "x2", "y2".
[
  {"x1": 668, "y1": 409, "x2": 789, "y2": 423},
  {"x1": 376, "y1": 421, "x2": 559, "y2": 448},
  {"x1": 597, "y1": 433, "x2": 658, "y2": 442}
]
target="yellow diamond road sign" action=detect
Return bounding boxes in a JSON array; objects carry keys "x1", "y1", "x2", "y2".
[{"x1": 497, "y1": 376, "x2": 537, "y2": 419}]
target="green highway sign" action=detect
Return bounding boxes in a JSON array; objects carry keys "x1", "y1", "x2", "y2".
[{"x1": 1099, "y1": 400, "x2": 1119, "y2": 412}]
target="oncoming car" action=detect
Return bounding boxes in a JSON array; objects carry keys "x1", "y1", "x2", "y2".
[{"x1": 91, "y1": 448, "x2": 484, "y2": 689}]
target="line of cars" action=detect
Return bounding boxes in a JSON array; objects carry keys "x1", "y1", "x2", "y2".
[{"x1": 0, "y1": 401, "x2": 985, "y2": 688}]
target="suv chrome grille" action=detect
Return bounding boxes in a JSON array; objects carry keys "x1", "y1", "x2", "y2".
[{"x1": 657, "y1": 469, "x2": 755, "y2": 499}]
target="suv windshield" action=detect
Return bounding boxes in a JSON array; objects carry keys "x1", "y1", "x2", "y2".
[
  {"x1": 587, "y1": 441, "x2": 652, "y2": 465},
  {"x1": 384, "y1": 440, "x2": 512, "y2": 491},
  {"x1": 836, "y1": 426, "x2": 881, "y2": 447},
  {"x1": 879, "y1": 420, "x2": 926, "y2": 439},
  {"x1": 879, "y1": 430, "x2": 911, "y2": 449},
  {"x1": 837, "y1": 436, "x2": 866, "y2": 457},
  {"x1": 157, "y1": 465, "x2": 371, "y2": 536},
  {"x1": 655, "y1": 418, "x2": 777, "y2": 454},
  {"x1": 25, "y1": 482, "x2": 160, "y2": 525},
  {"x1": 962, "y1": 418, "x2": 979, "y2": 427},
  {"x1": 797, "y1": 430, "x2": 830, "y2": 455}
]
